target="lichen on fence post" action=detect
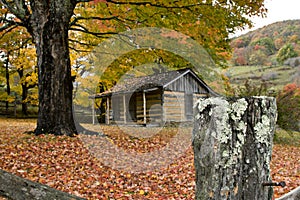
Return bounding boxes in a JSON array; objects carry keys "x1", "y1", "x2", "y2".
[{"x1": 193, "y1": 96, "x2": 277, "y2": 200}]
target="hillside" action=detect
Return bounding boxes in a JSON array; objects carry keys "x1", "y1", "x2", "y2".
[
  {"x1": 226, "y1": 20, "x2": 300, "y2": 92},
  {"x1": 230, "y1": 19, "x2": 300, "y2": 66}
]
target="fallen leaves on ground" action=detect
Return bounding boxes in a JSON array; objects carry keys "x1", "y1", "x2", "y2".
[
  {"x1": 0, "y1": 118, "x2": 299, "y2": 199},
  {"x1": 271, "y1": 145, "x2": 300, "y2": 198}
]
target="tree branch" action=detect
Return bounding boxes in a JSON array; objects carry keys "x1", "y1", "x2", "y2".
[
  {"x1": 75, "y1": 0, "x2": 93, "y2": 3},
  {"x1": 106, "y1": 0, "x2": 205, "y2": 9},
  {"x1": 69, "y1": 26, "x2": 117, "y2": 38},
  {"x1": 69, "y1": 38, "x2": 93, "y2": 47},
  {"x1": 0, "y1": 23, "x2": 19, "y2": 38},
  {"x1": 70, "y1": 15, "x2": 118, "y2": 27},
  {"x1": 0, "y1": 9, "x2": 26, "y2": 31},
  {"x1": 0, "y1": 0, "x2": 31, "y2": 23},
  {"x1": 14, "y1": 0, "x2": 31, "y2": 19},
  {"x1": 69, "y1": 46, "x2": 93, "y2": 53}
]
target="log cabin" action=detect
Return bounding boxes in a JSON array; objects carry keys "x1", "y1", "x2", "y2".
[{"x1": 91, "y1": 68, "x2": 218, "y2": 126}]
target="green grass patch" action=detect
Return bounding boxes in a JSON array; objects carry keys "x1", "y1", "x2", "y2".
[
  {"x1": 226, "y1": 65, "x2": 272, "y2": 76},
  {"x1": 225, "y1": 65, "x2": 298, "y2": 92},
  {"x1": 274, "y1": 129, "x2": 300, "y2": 147}
]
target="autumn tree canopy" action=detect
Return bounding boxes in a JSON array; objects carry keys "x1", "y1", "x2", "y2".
[
  {"x1": 0, "y1": 23, "x2": 36, "y2": 115},
  {"x1": 0, "y1": 0, "x2": 267, "y2": 135}
]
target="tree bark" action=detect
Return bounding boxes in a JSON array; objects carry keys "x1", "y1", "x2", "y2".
[
  {"x1": 0, "y1": 169, "x2": 85, "y2": 200},
  {"x1": 29, "y1": 0, "x2": 77, "y2": 135},
  {"x1": 193, "y1": 97, "x2": 277, "y2": 200}
]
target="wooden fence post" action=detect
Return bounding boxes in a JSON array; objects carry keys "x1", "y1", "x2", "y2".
[{"x1": 193, "y1": 97, "x2": 277, "y2": 200}]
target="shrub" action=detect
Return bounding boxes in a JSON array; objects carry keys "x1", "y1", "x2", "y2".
[
  {"x1": 230, "y1": 80, "x2": 269, "y2": 97},
  {"x1": 276, "y1": 83, "x2": 300, "y2": 131}
]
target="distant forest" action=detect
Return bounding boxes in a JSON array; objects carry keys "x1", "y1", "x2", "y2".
[{"x1": 230, "y1": 20, "x2": 300, "y2": 66}]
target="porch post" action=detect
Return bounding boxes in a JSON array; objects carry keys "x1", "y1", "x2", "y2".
[
  {"x1": 92, "y1": 98, "x2": 95, "y2": 125},
  {"x1": 143, "y1": 91, "x2": 147, "y2": 124},
  {"x1": 161, "y1": 90, "x2": 164, "y2": 124},
  {"x1": 123, "y1": 94, "x2": 127, "y2": 124},
  {"x1": 106, "y1": 97, "x2": 110, "y2": 125}
]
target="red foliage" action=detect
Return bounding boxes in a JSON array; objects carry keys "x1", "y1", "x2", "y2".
[
  {"x1": 231, "y1": 39, "x2": 245, "y2": 48},
  {"x1": 233, "y1": 48, "x2": 248, "y2": 66},
  {"x1": 234, "y1": 56, "x2": 247, "y2": 66},
  {"x1": 254, "y1": 44, "x2": 261, "y2": 51},
  {"x1": 92, "y1": 0, "x2": 107, "y2": 3},
  {"x1": 283, "y1": 83, "x2": 298, "y2": 93},
  {"x1": 277, "y1": 83, "x2": 300, "y2": 130}
]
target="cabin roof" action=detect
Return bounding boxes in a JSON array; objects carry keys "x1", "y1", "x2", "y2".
[{"x1": 93, "y1": 68, "x2": 218, "y2": 98}]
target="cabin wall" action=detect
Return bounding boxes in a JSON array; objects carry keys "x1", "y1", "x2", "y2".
[
  {"x1": 166, "y1": 73, "x2": 209, "y2": 94},
  {"x1": 194, "y1": 93, "x2": 209, "y2": 103},
  {"x1": 163, "y1": 91, "x2": 186, "y2": 122},
  {"x1": 162, "y1": 91, "x2": 210, "y2": 123}
]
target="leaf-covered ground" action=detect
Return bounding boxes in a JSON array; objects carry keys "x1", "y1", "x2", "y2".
[{"x1": 0, "y1": 118, "x2": 299, "y2": 199}]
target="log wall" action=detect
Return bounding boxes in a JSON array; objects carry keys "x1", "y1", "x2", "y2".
[{"x1": 163, "y1": 91, "x2": 185, "y2": 122}]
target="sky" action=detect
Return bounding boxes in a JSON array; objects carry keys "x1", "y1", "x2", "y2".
[{"x1": 235, "y1": 0, "x2": 300, "y2": 36}]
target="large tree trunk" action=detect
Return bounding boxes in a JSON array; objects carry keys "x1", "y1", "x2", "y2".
[
  {"x1": 29, "y1": 1, "x2": 77, "y2": 135},
  {"x1": 193, "y1": 97, "x2": 277, "y2": 200}
]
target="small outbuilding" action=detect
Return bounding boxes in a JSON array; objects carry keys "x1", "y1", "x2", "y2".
[{"x1": 91, "y1": 68, "x2": 218, "y2": 126}]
